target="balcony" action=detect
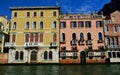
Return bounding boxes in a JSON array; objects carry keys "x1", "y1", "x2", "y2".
[
  {"x1": 50, "y1": 42, "x2": 58, "y2": 48},
  {"x1": 25, "y1": 42, "x2": 43, "y2": 47},
  {"x1": 78, "y1": 39, "x2": 85, "y2": 45},
  {"x1": 106, "y1": 45, "x2": 120, "y2": 49},
  {"x1": 86, "y1": 40, "x2": 92, "y2": 45},
  {"x1": 71, "y1": 40, "x2": 77, "y2": 45},
  {"x1": 5, "y1": 42, "x2": 16, "y2": 47},
  {"x1": 60, "y1": 40, "x2": 66, "y2": 44},
  {"x1": 98, "y1": 40, "x2": 103, "y2": 43}
]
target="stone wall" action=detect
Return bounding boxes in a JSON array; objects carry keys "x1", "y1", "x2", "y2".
[{"x1": 0, "y1": 53, "x2": 8, "y2": 64}]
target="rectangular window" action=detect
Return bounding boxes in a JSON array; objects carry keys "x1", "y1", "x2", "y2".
[
  {"x1": 40, "y1": 12, "x2": 43, "y2": 17},
  {"x1": 118, "y1": 26, "x2": 120, "y2": 32},
  {"x1": 14, "y1": 12, "x2": 17, "y2": 17},
  {"x1": 78, "y1": 21, "x2": 84, "y2": 28},
  {"x1": 85, "y1": 21, "x2": 91, "y2": 28},
  {"x1": 71, "y1": 21, "x2": 76, "y2": 28},
  {"x1": 61, "y1": 47, "x2": 66, "y2": 50},
  {"x1": 96, "y1": 21, "x2": 102, "y2": 28},
  {"x1": 34, "y1": 12, "x2": 37, "y2": 17},
  {"x1": 113, "y1": 25, "x2": 117, "y2": 32},
  {"x1": 53, "y1": 11, "x2": 56, "y2": 17},
  {"x1": 60, "y1": 22, "x2": 66, "y2": 28},
  {"x1": 27, "y1": 12, "x2": 30, "y2": 17},
  {"x1": 104, "y1": 25, "x2": 109, "y2": 32}
]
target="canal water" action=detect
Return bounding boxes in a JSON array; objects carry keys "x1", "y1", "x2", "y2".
[{"x1": 0, "y1": 64, "x2": 120, "y2": 75}]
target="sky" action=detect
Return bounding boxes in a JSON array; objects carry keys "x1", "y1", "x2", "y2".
[{"x1": 0, "y1": 0, "x2": 111, "y2": 19}]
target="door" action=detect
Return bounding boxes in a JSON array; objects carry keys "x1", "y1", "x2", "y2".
[
  {"x1": 31, "y1": 51, "x2": 37, "y2": 63},
  {"x1": 80, "y1": 51, "x2": 86, "y2": 64}
]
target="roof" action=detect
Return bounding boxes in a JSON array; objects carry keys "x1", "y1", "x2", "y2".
[{"x1": 10, "y1": 6, "x2": 60, "y2": 10}]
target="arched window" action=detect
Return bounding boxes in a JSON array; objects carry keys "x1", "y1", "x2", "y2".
[
  {"x1": 25, "y1": 34, "x2": 29, "y2": 42},
  {"x1": 106, "y1": 37, "x2": 110, "y2": 45},
  {"x1": 61, "y1": 33, "x2": 65, "y2": 42},
  {"x1": 53, "y1": 21, "x2": 57, "y2": 28},
  {"x1": 80, "y1": 33, "x2": 84, "y2": 40},
  {"x1": 30, "y1": 33, "x2": 34, "y2": 42},
  {"x1": 44, "y1": 51, "x2": 48, "y2": 60},
  {"x1": 114, "y1": 37, "x2": 118, "y2": 45},
  {"x1": 112, "y1": 37, "x2": 114, "y2": 45},
  {"x1": 13, "y1": 22, "x2": 16, "y2": 29},
  {"x1": 40, "y1": 21, "x2": 43, "y2": 29},
  {"x1": 20, "y1": 51, "x2": 24, "y2": 60},
  {"x1": 40, "y1": 33, "x2": 43, "y2": 42},
  {"x1": 15, "y1": 51, "x2": 19, "y2": 60},
  {"x1": 12, "y1": 34, "x2": 16, "y2": 42},
  {"x1": 40, "y1": 12, "x2": 43, "y2": 17},
  {"x1": 53, "y1": 33, "x2": 57, "y2": 42},
  {"x1": 49, "y1": 51, "x2": 52, "y2": 60},
  {"x1": 98, "y1": 32, "x2": 103, "y2": 40},
  {"x1": 72, "y1": 33, "x2": 76, "y2": 40},
  {"x1": 33, "y1": 22, "x2": 36, "y2": 29},
  {"x1": 87, "y1": 33, "x2": 91, "y2": 40},
  {"x1": 35, "y1": 33, "x2": 38, "y2": 42},
  {"x1": 26, "y1": 22, "x2": 29, "y2": 29}
]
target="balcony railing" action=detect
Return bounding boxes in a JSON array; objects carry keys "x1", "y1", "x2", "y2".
[
  {"x1": 86, "y1": 40, "x2": 92, "y2": 45},
  {"x1": 78, "y1": 40, "x2": 85, "y2": 45},
  {"x1": 5, "y1": 42, "x2": 16, "y2": 47},
  {"x1": 71, "y1": 40, "x2": 77, "y2": 45},
  {"x1": 25, "y1": 42, "x2": 43, "y2": 47},
  {"x1": 106, "y1": 45, "x2": 120, "y2": 49}
]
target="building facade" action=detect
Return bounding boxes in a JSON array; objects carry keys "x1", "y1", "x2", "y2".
[
  {"x1": 0, "y1": 16, "x2": 10, "y2": 53},
  {"x1": 104, "y1": 10, "x2": 120, "y2": 63},
  {"x1": 59, "y1": 14, "x2": 105, "y2": 64},
  {"x1": 5, "y1": 6, "x2": 60, "y2": 63}
]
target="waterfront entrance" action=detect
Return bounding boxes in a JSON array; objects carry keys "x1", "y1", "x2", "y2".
[
  {"x1": 30, "y1": 51, "x2": 37, "y2": 63},
  {"x1": 80, "y1": 51, "x2": 86, "y2": 64}
]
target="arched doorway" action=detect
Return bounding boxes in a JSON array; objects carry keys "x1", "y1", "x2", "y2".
[
  {"x1": 80, "y1": 51, "x2": 86, "y2": 64},
  {"x1": 31, "y1": 51, "x2": 37, "y2": 62}
]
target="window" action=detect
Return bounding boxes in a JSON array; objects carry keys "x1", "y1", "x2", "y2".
[
  {"x1": 27, "y1": 12, "x2": 30, "y2": 17},
  {"x1": 113, "y1": 25, "x2": 117, "y2": 32},
  {"x1": 85, "y1": 21, "x2": 91, "y2": 28},
  {"x1": 71, "y1": 47, "x2": 77, "y2": 50},
  {"x1": 33, "y1": 22, "x2": 36, "y2": 29},
  {"x1": 53, "y1": 33, "x2": 57, "y2": 42},
  {"x1": 26, "y1": 22, "x2": 29, "y2": 29},
  {"x1": 72, "y1": 33, "x2": 76, "y2": 40},
  {"x1": 53, "y1": 11, "x2": 56, "y2": 16},
  {"x1": 80, "y1": 33, "x2": 84, "y2": 40},
  {"x1": 104, "y1": 25, "x2": 109, "y2": 32},
  {"x1": 13, "y1": 22, "x2": 16, "y2": 29},
  {"x1": 113, "y1": 52, "x2": 116, "y2": 58},
  {"x1": 108, "y1": 52, "x2": 112, "y2": 58},
  {"x1": 40, "y1": 33, "x2": 43, "y2": 42},
  {"x1": 49, "y1": 51, "x2": 52, "y2": 60},
  {"x1": 61, "y1": 33, "x2": 65, "y2": 42},
  {"x1": 15, "y1": 51, "x2": 19, "y2": 60},
  {"x1": 73, "y1": 52, "x2": 78, "y2": 59},
  {"x1": 87, "y1": 33, "x2": 91, "y2": 40},
  {"x1": 12, "y1": 34, "x2": 16, "y2": 42},
  {"x1": 40, "y1": 21, "x2": 43, "y2": 29},
  {"x1": 30, "y1": 33, "x2": 34, "y2": 42},
  {"x1": 53, "y1": 21, "x2": 57, "y2": 28},
  {"x1": 20, "y1": 51, "x2": 24, "y2": 60},
  {"x1": 60, "y1": 22, "x2": 66, "y2": 28},
  {"x1": 61, "y1": 47, "x2": 66, "y2": 50},
  {"x1": 78, "y1": 21, "x2": 84, "y2": 28},
  {"x1": 35, "y1": 33, "x2": 38, "y2": 42},
  {"x1": 25, "y1": 34, "x2": 29, "y2": 42},
  {"x1": 34, "y1": 12, "x2": 37, "y2": 17},
  {"x1": 98, "y1": 32, "x2": 103, "y2": 40},
  {"x1": 96, "y1": 21, "x2": 102, "y2": 28},
  {"x1": 40, "y1": 12, "x2": 43, "y2": 17},
  {"x1": 71, "y1": 21, "x2": 76, "y2": 28},
  {"x1": 14, "y1": 12, "x2": 17, "y2": 17},
  {"x1": 44, "y1": 51, "x2": 48, "y2": 60},
  {"x1": 117, "y1": 52, "x2": 120, "y2": 58}
]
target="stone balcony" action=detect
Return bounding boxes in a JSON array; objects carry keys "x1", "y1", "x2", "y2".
[
  {"x1": 106, "y1": 45, "x2": 120, "y2": 49},
  {"x1": 5, "y1": 42, "x2": 16, "y2": 47},
  {"x1": 24, "y1": 42, "x2": 43, "y2": 47}
]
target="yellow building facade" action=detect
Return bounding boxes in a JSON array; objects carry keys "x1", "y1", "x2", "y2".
[
  {"x1": 0, "y1": 16, "x2": 10, "y2": 53},
  {"x1": 7, "y1": 6, "x2": 60, "y2": 63}
]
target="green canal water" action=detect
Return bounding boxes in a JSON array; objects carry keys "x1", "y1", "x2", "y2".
[{"x1": 0, "y1": 64, "x2": 120, "y2": 75}]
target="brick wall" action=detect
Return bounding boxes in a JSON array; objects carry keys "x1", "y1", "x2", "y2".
[{"x1": 0, "y1": 53, "x2": 8, "y2": 64}]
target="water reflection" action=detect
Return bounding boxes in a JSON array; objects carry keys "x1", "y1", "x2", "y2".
[{"x1": 0, "y1": 64, "x2": 120, "y2": 75}]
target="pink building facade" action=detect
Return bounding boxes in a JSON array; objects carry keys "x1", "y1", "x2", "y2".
[
  {"x1": 59, "y1": 14, "x2": 105, "y2": 64},
  {"x1": 104, "y1": 11, "x2": 120, "y2": 63}
]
